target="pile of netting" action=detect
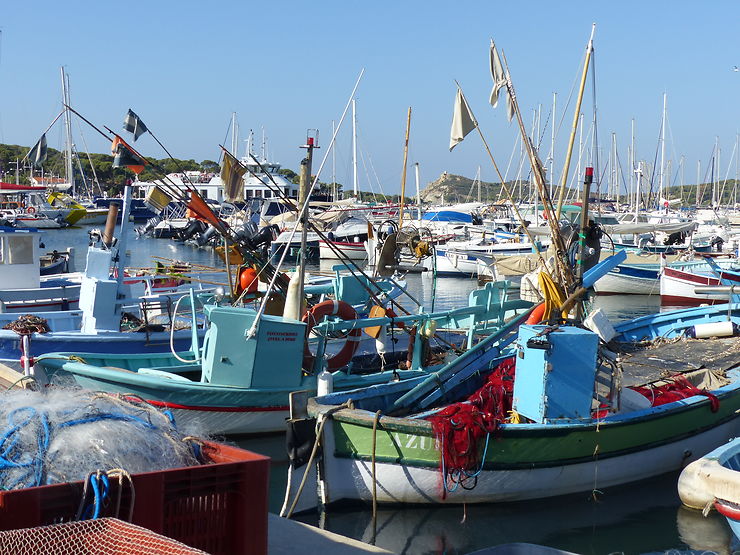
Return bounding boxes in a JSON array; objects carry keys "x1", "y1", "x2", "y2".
[
  {"x1": 0, "y1": 388, "x2": 204, "y2": 491},
  {"x1": 630, "y1": 374, "x2": 720, "y2": 412},
  {"x1": 426, "y1": 356, "x2": 515, "y2": 497},
  {"x1": 0, "y1": 518, "x2": 207, "y2": 555},
  {"x1": 2, "y1": 315, "x2": 50, "y2": 335}
]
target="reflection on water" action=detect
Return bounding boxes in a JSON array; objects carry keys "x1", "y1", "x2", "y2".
[{"x1": 43, "y1": 226, "x2": 728, "y2": 554}]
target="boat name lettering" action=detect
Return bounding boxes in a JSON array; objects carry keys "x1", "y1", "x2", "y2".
[
  {"x1": 393, "y1": 432, "x2": 431, "y2": 450},
  {"x1": 266, "y1": 331, "x2": 299, "y2": 342}
]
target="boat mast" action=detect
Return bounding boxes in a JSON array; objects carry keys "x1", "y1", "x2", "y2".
[
  {"x1": 415, "y1": 162, "x2": 421, "y2": 222},
  {"x1": 331, "y1": 120, "x2": 336, "y2": 200},
  {"x1": 398, "y1": 107, "x2": 411, "y2": 229},
  {"x1": 477, "y1": 165, "x2": 482, "y2": 203},
  {"x1": 296, "y1": 131, "x2": 318, "y2": 314},
  {"x1": 352, "y1": 99, "x2": 358, "y2": 197},
  {"x1": 60, "y1": 67, "x2": 75, "y2": 196},
  {"x1": 659, "y1": 92, "x2": 667, "y2": 208},
  {"x1": 696, "y1": 160, "x2": 701, "y2": 207},
  {"x1": 630, "y1": 118, "x2": 635, "y2": 213},
  {"x1": 555, "y1": 24, "x2": 595, "y2": 221},
  {"x1": 713, "y1": 136, "x2": 720, "y2": 207},
  {"x1": 634, "y1": 162, "x2": 642, "y2": 220},
  {"x1": 230, "y1": 112, "x2": 238, "y2": 158},
  {"x1": 550, "y1": 92, "x2": 556, "y2": 198}
]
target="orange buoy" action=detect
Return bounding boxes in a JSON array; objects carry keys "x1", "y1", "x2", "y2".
[
  {"x1": 239, "y1": 267, "x2": 259, "y2": 294},
  {"x1": 525, "y1": 302, "x2": 547, "y2": 325}
]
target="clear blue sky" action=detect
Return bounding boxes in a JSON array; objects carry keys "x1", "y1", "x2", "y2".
[{"x1": 1, "y1": 1, "x2": 738, "y2": 194}]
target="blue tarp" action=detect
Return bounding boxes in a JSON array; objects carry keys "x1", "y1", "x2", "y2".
[{"x1": 421, "y1": 210, "x2": 473, "y2": 223}]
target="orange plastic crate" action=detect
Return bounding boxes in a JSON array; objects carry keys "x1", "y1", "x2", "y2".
[{"x1": 0, "y1": 441, "x2": 270, "y2": 555}]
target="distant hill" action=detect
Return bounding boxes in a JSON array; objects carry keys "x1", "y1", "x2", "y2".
[
  {"x1": 420, "y1": 172, "x2": 528, "y2": 204},
  {"x1": 420, "y1": 171, "x2": 739, "y2": 207}
]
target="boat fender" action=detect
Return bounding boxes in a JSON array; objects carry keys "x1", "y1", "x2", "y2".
[
  {"x1": 286, "y1": 417, "x2": 317, "y2": 469},
  {"x1": 302, "y1": 300, "x2": 361, "y2": 371},
  {"x1": 686, "y1": 321, "x2": 739, "y2": 339}
]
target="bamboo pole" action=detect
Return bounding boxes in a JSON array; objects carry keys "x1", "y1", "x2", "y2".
[
  {"x1": 498, "y1": 54, "x2": 574, "y2": 289},
  {"x1": 555, "y1": 24, "x2": 595, "y2": 222},
  {"x1": 399, "y1": 107, "x2": 412, "y2": 229}
]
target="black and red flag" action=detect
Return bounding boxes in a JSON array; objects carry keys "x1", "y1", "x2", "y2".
[{"x1": 111, "y1": 135, "x2": 147, "y2": 174}]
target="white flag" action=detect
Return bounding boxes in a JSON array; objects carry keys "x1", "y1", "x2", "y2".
[
  {"x1": 506, "y1": 81, "x2": 515, "y2": 123},
  {"x1": 449, "y1": 87, "x2": 478, "y2": 151},
  {"x1": 489, "y1": 40, "x2": 506, "y2": 108}
]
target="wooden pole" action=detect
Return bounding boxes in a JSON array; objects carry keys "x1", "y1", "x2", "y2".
[
  {"x1": 555, "y1": 24, "x2": 595, "y2": 222},
  {"x1": 399, "y1": 107, "x2": 412, "y2": 229}
]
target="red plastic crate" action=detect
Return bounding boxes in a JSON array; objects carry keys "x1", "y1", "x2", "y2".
[{"x1": 0, "y1": 441, "x2": 270, "y2": 555}]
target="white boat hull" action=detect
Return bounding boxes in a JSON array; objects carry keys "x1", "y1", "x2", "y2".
[
  {"x1": 286, "y1": 416, "x2": 737, "y2": 512},
  {"x1": 660, "y1": 266, "x2": 740, "y2": 305},
  {"x1": 319, "y1": 240, "x2": 367, "y2": 260},
  {"x1": 594, "y1": 269, "x2": 660, "y2": 295}
]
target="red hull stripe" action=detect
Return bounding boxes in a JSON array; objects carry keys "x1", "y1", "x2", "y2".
[
  {"x1": 7, "y1": 299, "x2": 80, "y2": 310},
  {"x1": 663, "y1": 267, "x2": 740, "y2": 285},
  {"x1": 660, "y1": 295, "x2": 723, "y2": 306},
  {"x1": 135, "y1": 398, "x2": 288, "y2": 413},
  {"x1": 319, "y1": 240, "x2": 365, "y2": 248},
  {"x1": 715, "y1": 499, "x2": 740, "y2": 521}
]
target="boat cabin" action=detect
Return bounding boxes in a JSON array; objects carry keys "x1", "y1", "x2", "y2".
[{"x1": 0, "y1": 227, "x2": 41, "y2": 289}]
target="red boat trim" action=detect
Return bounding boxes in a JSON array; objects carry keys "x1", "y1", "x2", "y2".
[
  {"x1": 663, "y1": 267, "x2": 740, "y2": 285},
  {"x1": 660, "y1": 294, "x2": 723, "y2": 306},
  {"x1": 131, "y1": 398, "x2": 288, "y2": 412},
  {"x1": 7, "y1": 299, "x2": 80, "y2": 310},
  {"x1": 319, "y1": 240, "x2": 365, "y2": 248},
  {"x1": 715, "y1": 498, "x2": 740, "y2": 521}
]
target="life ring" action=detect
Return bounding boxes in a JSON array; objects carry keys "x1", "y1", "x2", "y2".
[
  {"x1": 525, "y1": 302, "x2": 547, "y2": 325},
  {"x1": 26, "y1": 206, "x2": 36, "y2": 214},
  {"x1": 302, "y1": 300, "x2": 361, "y2": 371}
]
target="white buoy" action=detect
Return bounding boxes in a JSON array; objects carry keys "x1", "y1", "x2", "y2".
[
  {"x1": 317, "y1": 367, "x2": 333, "y2": 397},
  {"x1": 692, "y1": 321, "x2": 736, "y2": 339}
]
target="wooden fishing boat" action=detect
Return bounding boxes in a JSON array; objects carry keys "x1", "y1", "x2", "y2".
[
  {"x1": 281, "y1": 302, "x2": 740, "y2": 512},
  {"x1": 35, "y1": 281, "x2": 531, "y2": 435},
  {"x1": 678, "y1": 437, "x2": 740, "y2": 541},
  {"x1": 593, "y1": 263, "x2": 661, "y2": 295},
  {"x1": 660, "y1": 259, "x2": 740, "y2": 305}
]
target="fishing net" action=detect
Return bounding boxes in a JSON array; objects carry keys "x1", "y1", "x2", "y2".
[
  {"x1": 630, "y1": 374, "x2": 720, "y2": 412},
  {"x1": 426, "y1": 357, "x2": 515, "y2": 497},
  {"x1": 0, "y1": 518, "x2": 207, "y2": 555},
  {"x1": 0, "y1": 388, "x2": 203, "y2": 491}
]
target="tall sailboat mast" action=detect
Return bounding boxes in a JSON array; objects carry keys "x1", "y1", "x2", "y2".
[
  {"x1": 230, "y1": 112, "x2": 238, "y2": 157},
  {"x1": 659, "y1": 92, "x2": 667, "y2": 208},
  {"x1": 352, "y1": 98, "x2": 358, "y2": 197},
  {"x1": 60, "y1": 67, "x2": 75, "y2": 196}
]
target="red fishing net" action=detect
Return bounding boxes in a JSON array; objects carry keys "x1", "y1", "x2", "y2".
[
  {"x1": 630, "y1": 374, "x2": 720, "y2": 412},
  {"x1": 427, "y1": 357, "x2": 515, "y2": 497}
]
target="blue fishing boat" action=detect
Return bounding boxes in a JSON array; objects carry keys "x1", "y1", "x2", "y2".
[{"x1": 35, "y1": 281, "x2": 531, "y2": 435}]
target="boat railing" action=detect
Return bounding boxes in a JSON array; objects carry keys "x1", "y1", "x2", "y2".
[
  {"x1": 694, "y1": 285, "x2": 740, "y2": 304},
  {"x1": 309, "y1": 284, "x2": 532, "y2": 374}
]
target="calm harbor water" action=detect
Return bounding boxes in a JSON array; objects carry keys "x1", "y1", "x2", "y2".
[{"x1": 41, "y1": 224, "x2": 736, "y2": 555}]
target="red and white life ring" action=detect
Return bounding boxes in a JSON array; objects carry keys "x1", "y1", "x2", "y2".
[
  {"x1": 302, "y1": 300, "x2": 361, "y2": 371},
  {"x1": 26, "y1": 206, "x2": 36, "y2": 214}
]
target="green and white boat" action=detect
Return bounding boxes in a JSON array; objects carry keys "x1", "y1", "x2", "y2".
[{"x1": 282, "y1": 302, "x2": 740, "y2": 513}]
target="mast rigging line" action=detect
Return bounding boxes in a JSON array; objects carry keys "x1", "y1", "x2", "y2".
[
  {"x1": 63, "y1": 102, "x2": 289, "y2": 293},
  {"x1": 228, "y1": 143, "x2": 430, "y2": 326}
]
